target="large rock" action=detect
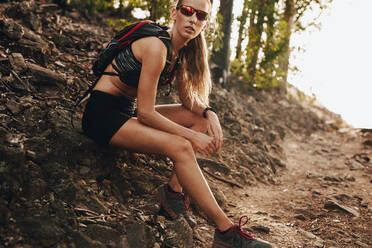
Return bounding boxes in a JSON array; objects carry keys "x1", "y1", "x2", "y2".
[
  {"x1": 126, "y1": 222, "x2": 155, "y2": 248},
  {"x1": 164, "y1": 217, "x2": 193, "y2": 248},
  {"x1": 85, "y1": 224, "x2": 125, "y2": 248},
  {"x1": 17, "y1": 216, "x2": 65, "y2": 247}
]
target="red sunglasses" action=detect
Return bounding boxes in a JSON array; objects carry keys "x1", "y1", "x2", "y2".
[{"x1": 176, "y1": 5, "x2": 209, "y2": 21}]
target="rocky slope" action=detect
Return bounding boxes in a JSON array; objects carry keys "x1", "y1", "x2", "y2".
[{"x1": 1, "y1": 1, "x2": 367, "y2": 248}]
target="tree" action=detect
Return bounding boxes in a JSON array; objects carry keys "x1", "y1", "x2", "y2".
[
  {"x1": 211, "y1": 0, "x2": 234, "y2": 85},
  {"x1": 245, "y1": 0, "x2": 266, "y2": 84},
  {"x1": 277, "y1": 0, "x2": 295, "y2": 94},
  {"x1": 235, "y1": 0, "x2": 249, "y2": 61}
]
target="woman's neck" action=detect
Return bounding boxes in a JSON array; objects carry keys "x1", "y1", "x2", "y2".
[{"x1": 168, "y1": 29, "x2": 189, "y2": 54}]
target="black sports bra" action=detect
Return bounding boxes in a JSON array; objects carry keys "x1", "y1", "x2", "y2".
[{"x1": 108, "y1": 37, "x2": 181, "y2": 89}]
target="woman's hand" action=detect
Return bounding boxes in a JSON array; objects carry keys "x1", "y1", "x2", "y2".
[
  {"x1": 190, "y1": 132, "x2": 216, "y2": 156},
  {"x1": 206, "y1": 110, "x2": 223, "y2": 150}
]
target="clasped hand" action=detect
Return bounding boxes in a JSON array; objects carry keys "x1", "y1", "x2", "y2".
[{"x1": 191, "y1": 111, "x2": 223, "y2": 156}]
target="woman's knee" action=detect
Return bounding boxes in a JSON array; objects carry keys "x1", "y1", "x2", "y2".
[{"x1": 167, "y1": 136, "x2": 194, "y2": 161}]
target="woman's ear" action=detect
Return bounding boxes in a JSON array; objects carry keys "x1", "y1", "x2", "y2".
[{"x1": 171, "y1": 8, "x2": 177, "y2": 21}]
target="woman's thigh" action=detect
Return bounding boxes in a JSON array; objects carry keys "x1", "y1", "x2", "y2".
[{"x1": 109, "y1": 117, "x2": 190, "y2": 158}]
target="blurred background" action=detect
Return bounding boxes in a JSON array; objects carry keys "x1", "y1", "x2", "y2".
[{"x1": 58, "y1": 0, "x2": 372, "y2": 128}]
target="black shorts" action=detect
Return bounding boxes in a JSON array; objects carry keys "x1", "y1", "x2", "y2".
[{"x1": 82, "y1": 90, "x2": 136, "y2": 145}]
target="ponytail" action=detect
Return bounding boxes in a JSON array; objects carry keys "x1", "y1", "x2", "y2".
[{"x1": 177, "y1": 31, "x2": 212, "y2": 110}]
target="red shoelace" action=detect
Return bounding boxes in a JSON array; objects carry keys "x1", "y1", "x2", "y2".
[
  {"x1": 234, "y1": 215, "x2": 255, "y2": 243},
  {"x1": 178, "y1": 192, "x2": 189, "y2": 211}
]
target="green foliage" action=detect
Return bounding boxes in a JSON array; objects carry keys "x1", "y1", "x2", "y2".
[
  {"x1": 206, "y1": 13, "x2": 224, "y2": 56},
  {"x1": 107, "y1": 18, "x2": 132, "y2": 31},
  {"x1": 230, "y1": 58, "x2": 246, "y2": 78},
  {"x1": 68, "y1": 0, "x2": 113, "y2": 13}
]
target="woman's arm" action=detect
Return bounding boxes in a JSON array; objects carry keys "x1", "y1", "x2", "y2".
[
  {"x1": 184, "y1": 101, "x2": 223, "y2": 150},
  {"x1": 133, "y1": 37, "x2": 215, "y2": 155}
]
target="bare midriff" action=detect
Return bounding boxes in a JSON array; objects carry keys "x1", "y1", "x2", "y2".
[{"x1": 93, "y1": 62, "x2": 137, "y2": 101}]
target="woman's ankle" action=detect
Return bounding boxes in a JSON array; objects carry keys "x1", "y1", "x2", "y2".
[{"x1": 216, "y1": 221, "x2": 234, "y2": 233}]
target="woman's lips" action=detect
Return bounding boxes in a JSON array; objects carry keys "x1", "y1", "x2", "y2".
[{"x1": 185, "y1": 26, "x2": 195, "y2": 33}]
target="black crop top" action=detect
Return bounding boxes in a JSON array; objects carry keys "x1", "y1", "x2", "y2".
[{"x1": 109, "y1": 37, "x2": 181, "y2": 89}]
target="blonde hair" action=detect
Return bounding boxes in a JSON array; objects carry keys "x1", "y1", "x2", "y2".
[{"x1": 174, "y1": 0, "x2": 212, "y2": 110}]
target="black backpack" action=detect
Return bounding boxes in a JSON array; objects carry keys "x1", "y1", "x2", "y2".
[
  {"x1": 71, "y1": 20, "x2": 180, "y2": 127},
  {"x1": 92, "y1": 20, "x2": 174, "y2": 79}
]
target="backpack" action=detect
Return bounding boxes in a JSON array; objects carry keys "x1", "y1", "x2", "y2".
[
  {"x1": 71, "y1": 20, "x2": 180, "y2": 128},
  {"x1": 92, "y1": 20, "x2": 174, "y2": 79}
]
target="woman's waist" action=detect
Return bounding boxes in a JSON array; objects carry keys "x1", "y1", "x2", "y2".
[{"x1": 94, "y1": 76, "x2": 137, "y2": 101}]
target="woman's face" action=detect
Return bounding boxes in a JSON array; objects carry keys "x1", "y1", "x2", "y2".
[{"x1": 172, "y1": 0, "x2": 210, "y2": 40}]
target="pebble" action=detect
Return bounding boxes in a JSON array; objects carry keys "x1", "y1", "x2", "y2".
[{"x1": 251, "y1": 225, "x2": 270, "y2": 234}]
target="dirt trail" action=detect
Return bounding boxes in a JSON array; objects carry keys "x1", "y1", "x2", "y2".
[{"x1": 219, "y1": 129, "x2": 372, "y2": 247}]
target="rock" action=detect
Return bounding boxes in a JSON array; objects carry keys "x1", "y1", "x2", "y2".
[
  {"x1": 0, "y1": 143, "x2": 25, "y2": 168},
  {"x1": 323, "y1": 176, "x2": 342, "y2": 182},
  {"x1": 126, "y1": 222, "x2": 155, "y2": 248},
  {"x1": 324, "y1": 200, "x2": 360, "y2": 217},
  {"x1": 17, "y1": 216, "x2": 65, "y2": 247},
  {"x1": 85, "y1": 224, "x2": 124, "y2": 247},
  {"x1": 349, "y1": 159, "x2": 364, "y2": 170},
  {"x1": 197, "y1": 158, "x2": 231, "y2": 175},
  {"x1": 294, "y1": 214, "x2": 306, "y2": 221},
  {"x1": 0, "y1": 201, "x2": 10, "y2": 225},
  {"x1": 70, "y1": 231, "x2": 106, "y2": 248},
  {"x1": 25, "y1": 12, "x2": 42, "y2": 33},
  {"x1": 355, "y1": 241, "x2": 370, "y2": 247},
  {"x1": 5, "y1": 99, "x2": 22, "y2": 115},
  {"x1": 211, "y1": 187, "x2": 227, "y2": 208},
  {"x1": 0, "y1": 18, "x2": 24, "y2": 40},
  {"x1": 333, "y1": 193, "x2": 352, "y2": 201},
  {"x1": 294, "y1": 208, "x2": 316, "y2": 219},
  {"x1": 306, "y1": 172, "x2": 322, "y2": 179},
  {"x1": 298, "y1": 229, "x2": 324, "y2": 247},
  {"x1": 25, "y1": 178, "x2": 48, "y2": 200},
  {"x1": 9, "y1": 53, "x2": 27, "y2": 73},
  {"x1": 23, "y1": 137, "x2": 49, "y2": 163},
  {"x1": 363, "y1": 140, "x2": 372, "y2": 146},
  {"x1": 27, "y1": 62, "x2": 65, "y2": 85},
  {"x1": 79, "y1": 166, "x2": 90, "y2": 175},
  {"x1": 344, "y1": 175, "x2": 356, "y2": 182},
  {"x1": 325, "y1": 239, "x2": 338, "y2": 247},
  {"x1": 251, "y1": 225, "x2": 270, "y2": 234},
  {"x1": 164, "y1": 217, "x2": 193, "y2": 248},
  {"x1": 132, "y1": 180, "x2": 154, "y2": 195}
]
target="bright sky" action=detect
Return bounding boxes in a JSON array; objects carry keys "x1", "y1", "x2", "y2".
[{"x1": 288, "y1": 0, "x2": 372, "y2": 128}]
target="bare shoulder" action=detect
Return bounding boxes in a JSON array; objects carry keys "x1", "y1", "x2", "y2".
[{"x1": 132, "y1": 36, "x2": 167, "y2": 62}]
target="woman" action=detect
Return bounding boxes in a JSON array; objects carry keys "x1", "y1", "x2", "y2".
[{"x1": 82, "y1": 0, "x2": 272, "y2": 247}]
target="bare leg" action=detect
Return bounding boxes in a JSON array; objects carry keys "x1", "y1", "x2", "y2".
[
  {"x1": 109, "y1": 106, "x2": 233, "y2": 231},
  {"x1": 156, "y1": 104, "x2": 207, "y2": 193}
]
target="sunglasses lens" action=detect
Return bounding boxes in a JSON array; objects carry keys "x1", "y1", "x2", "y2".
[
  {"x1": 196, "y1": 11, "x2": 208, "y2": 21},
  {"x1": 179, "y1": 5, "x2": 208, "y2": 21},
  {"x1": 180, "y1": 6, "x2": 195, "y2": 16}
]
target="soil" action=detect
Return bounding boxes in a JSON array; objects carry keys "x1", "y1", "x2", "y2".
[{"x1": 216, "y1": 129, "x2": 372, "y2": 248}]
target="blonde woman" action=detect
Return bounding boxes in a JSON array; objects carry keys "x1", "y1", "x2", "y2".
[{"x1": 82, "y1": 0, "x2": 272, "y2": 247}]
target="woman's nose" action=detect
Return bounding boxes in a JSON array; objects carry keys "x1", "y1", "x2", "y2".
[{"x1": 189, "y1": 12, "x2": 198, "y2": 23}]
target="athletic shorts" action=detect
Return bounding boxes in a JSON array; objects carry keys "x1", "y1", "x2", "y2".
[{"x1": 82, "y1": 90, "x2": 136, "y2": 145}]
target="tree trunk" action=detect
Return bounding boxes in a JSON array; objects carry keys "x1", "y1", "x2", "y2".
[
  {"x1": 235, "y1": 0, "x2": 249, "y2": 60},
  {"x1": 211, "y1": 0, "x2": 234, "y2": 86},
  {"x1": 278, "y1": 0, "x2": 295, "y2": 95},
  {"x1": 246, "y1": 0, "x2": 265, "y2": 84},
  {"x1": 259, "y1": 0, "x2": 277, "y2": 82},
  {"x1": 150, "y1": 0, "x2": 158, "y2": 20}
]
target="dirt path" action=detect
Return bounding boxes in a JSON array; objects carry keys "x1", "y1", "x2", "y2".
[{"x1": 221, "y1": 129, "x2": 372, "y2": 248}]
